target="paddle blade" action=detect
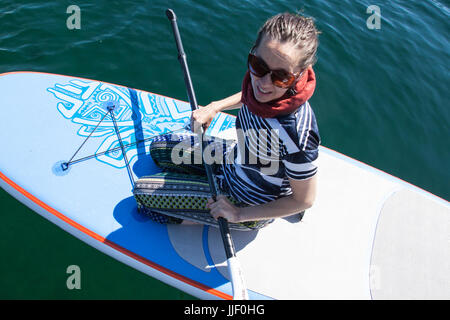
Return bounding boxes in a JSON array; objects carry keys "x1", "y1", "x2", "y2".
[{"x1": 227, "y1": 256, "x2": 249, "y2": 300}]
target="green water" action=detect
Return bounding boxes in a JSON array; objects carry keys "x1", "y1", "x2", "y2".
[{"x1": 0, "y1": 0, "x2": 448, "y2": 299}]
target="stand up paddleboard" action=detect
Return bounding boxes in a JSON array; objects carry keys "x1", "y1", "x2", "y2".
[{"x1": 0, "y1": 71, "x2": 449, "y2": 299}]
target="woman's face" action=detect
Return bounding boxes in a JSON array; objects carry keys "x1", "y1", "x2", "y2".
[{"x1": 250, "y1": 36, "x2": 303, "y2": 103}]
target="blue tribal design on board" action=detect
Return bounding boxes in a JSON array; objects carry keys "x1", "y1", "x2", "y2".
[{"x1": 47, "y1": 79, "x2": 191, "y2": 168}]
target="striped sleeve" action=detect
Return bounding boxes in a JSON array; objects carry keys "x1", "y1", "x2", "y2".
[
  {"x1": 281, "y1": 103, "x2": 321, "y2": 180},
  {"x1": 282, "y1": 148, "x2": 319, "y2": 180}
]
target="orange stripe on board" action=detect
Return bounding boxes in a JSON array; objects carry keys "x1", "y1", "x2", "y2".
[{"x1": 0, "y1": 170, "x2": 232, "y2": 300}]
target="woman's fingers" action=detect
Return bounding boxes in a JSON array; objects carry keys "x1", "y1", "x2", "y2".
[
  {"x1": 206, "y1": 197, "x2": 215, "y2": 208},
  {"x1": 207, "y1": 196, "x2": 240, "y2": 223},
  {"x1": 190, "y1": 104, "x2": 218, "y2": 132},
  {"x1": 191, "y1": 108, "x2": 205, "y2": 133}
]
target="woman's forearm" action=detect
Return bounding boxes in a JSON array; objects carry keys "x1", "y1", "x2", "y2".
[
  {"x1": 211, "y1": 91, "x2": 243, "y2": 112},
  {"x1": 239, "y1": 195, "x2": 313, "y2": 222}
]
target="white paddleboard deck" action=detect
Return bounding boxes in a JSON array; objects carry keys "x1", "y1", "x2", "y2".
[{"x1": 0, "y1": 72, "x2": 448, "y2": 299}]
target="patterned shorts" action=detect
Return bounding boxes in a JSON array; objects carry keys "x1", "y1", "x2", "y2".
[{"x1": 133, "y1": 132, "x2": 273, "y2": 231}]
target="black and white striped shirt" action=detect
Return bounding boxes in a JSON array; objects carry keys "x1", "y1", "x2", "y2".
[{"x1": 221, "y1": 103, "x2": 320, "y2": 205}]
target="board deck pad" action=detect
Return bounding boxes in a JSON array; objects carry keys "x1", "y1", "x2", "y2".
[{"x1": 1, "y1": 72, "x2": 449, "y2": 299}]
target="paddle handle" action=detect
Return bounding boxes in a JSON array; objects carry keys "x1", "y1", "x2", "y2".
[
  {"x1": 166, "y1": 9, "x2": 199, "y2": 117},
  {"x1": 166, "y1": 8, "x2": 218, "y2": 196}
]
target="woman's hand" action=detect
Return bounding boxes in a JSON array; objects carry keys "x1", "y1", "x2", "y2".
[
  {"x1": 207, "y1": 195, "x2": 242, "y2": 223},
  {"x1": 190, "y1": 92, "x2": 243, "y2": 132},
  {"x1": 191, "y1": 102, "x2": 219, "y2": 133}
]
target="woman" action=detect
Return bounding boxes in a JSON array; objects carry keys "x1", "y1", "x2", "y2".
[
  {"x1": 194, "y1": 12, "x2": 321, "y2": 224},
  {"x1": 135, "y1": 12, "x2": 320, "y2": 228}
]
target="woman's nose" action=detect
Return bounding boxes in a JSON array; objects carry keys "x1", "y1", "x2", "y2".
[{"x1": 260, "y1": 72, "x2": 273, "y2": 86}]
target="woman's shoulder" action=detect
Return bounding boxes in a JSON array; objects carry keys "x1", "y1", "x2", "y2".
[
  {"x1": 238, "y1": 102, "x2": 321, "y2": 152},
  {"x1": 276, "y1": 102, "x2": 321, "y2": 152},
  {"x1": 277, "y1": 101, "x2": 316, "y2": 125}
]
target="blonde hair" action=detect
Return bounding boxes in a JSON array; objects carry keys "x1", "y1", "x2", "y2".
[{"x1": 254, "y1": 13, "x2": 320, "y2": 70}]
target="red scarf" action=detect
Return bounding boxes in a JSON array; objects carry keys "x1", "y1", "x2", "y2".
[{"x1": 241, "y1": 66, "x2": 316, "y2": 118}]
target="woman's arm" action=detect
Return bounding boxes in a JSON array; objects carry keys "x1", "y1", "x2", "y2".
[
  {"x1": 207, "y1": 175, "x2": 317, "y2": 223},
  {"x1": 209, "y1": 91, "x2": 243, "y2": 112}
]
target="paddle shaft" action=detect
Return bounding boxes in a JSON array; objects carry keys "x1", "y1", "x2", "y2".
[
  {"x1": 165, "y1": 9, "x2": 218, "y2": 199},
  {"x1": 166, "y1": 8, "x2": 249, "y2": 300}
]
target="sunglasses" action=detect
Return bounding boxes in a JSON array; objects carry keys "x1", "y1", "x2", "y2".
[{"x1": 247, "y1": 53, "x2": 301, "y2": 88}]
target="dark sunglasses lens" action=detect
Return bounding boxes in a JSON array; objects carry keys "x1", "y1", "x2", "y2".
[
  {"x1": 248, "y1": 54, "x2": 296, "y2": 88},
  {"x1": 271, "y1": 71, "x2": 295, "y2": 88},
  {"x1": 248, "y1": 54, "x2": 268, "y2": 77}
]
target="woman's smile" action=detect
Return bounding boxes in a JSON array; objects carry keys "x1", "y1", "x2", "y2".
[
  {"x1": 252, "y1": 75, "x2": 281, "y2": 102},
  {"x1": 256, "y1": 84, "x2": 272, "y2": 95}
]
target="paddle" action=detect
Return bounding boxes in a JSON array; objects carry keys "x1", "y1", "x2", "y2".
[{"x1": 165, "y1": 8, "x2": 249, "y2": 300}]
